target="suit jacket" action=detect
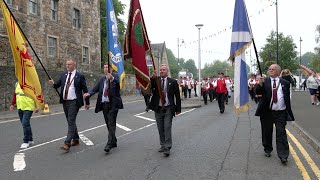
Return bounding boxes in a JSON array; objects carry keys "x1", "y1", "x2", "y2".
[
  {"x1": 88, "y1": 75, "x2": 123, "y2": 113},
  {"x1": 53, "y1": 71, "x2": 89, "y2": 107},
  {"x1": 149, "y1": 76, "x2": 181, "y2": 117},
  {"x1": 255, "y1": 77, "x2": 294, "y2": 121}
]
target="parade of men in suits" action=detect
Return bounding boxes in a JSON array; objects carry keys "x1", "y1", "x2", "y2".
[
  {"x1": 255, "y1": 64, "x2": 295, "y2": 164},
  {"x1": 48, "y1": 58, "x2": 90, "y2": 152},
  {"x1": 149, "y1": 64, "x2": 181, "y2": 157},
  {"x1": 83, "y1": 63, "x2": 123, "y2": 153}
]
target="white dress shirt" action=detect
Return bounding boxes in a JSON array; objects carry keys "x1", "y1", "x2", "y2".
[
  {"x1": 101, "y1": 76, "x2": 114, "y2": 103},
  {"x1": 270, "y1": 77, "x2": 286, "y2": 111},
  {"x1": 63, "y1": 69, "x2": 77, "y2": 100}
]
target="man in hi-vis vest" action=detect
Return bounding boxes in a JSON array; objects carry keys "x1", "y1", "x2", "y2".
[{"x1": 10, "y1": 82, "x2": 39, "y2": 149}]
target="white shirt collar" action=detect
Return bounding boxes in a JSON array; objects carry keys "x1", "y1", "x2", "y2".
[
  {"x1": 270, "y1": 76, "x2": 279, "y2": 81},
  {"x1": 68, "y1": 69, "x2": 76, "y2": 75}
]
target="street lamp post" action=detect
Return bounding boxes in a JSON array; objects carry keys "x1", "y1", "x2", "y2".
[
  {"x1": 299, "y1": 37, "x2": 303, "y2": 90},
  {"x1": 195, "y1": 24, "x2": 203, "y2": 106}
]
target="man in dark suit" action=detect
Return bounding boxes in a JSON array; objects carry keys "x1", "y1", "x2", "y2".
[
  {"x1": 149, "y1": 64, "x2": 181, "y2": 157},
  {"x1": 49, "y1": 58, "x2": 90, "y2": 152},
  {"x1": 84, "y1": 63, "x2": 123, "y2": 153},
  {"x1": 255, "y1": 64, "x2": 295, "y2": 164}
]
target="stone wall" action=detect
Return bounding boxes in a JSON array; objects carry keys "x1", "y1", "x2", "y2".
[
  {"x1": 0, "y1": 67, "x2": 136, "y2": 111},
  {"x1": 0, "y1": 0, "x2": 101, "y2": 72}
]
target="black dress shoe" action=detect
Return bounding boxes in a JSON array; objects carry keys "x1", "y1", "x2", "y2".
[
  {"x1": 280, "y1": 158, "x2": 288, "y2": 164},
  {"x1": 163, "y1": 148, "x2": 170, "y2": 157},
  {"x1": 265, "y1": 152, "x2": 271, "y2": 157},
  {"x1": 104, "y1": 145, "x2": 111, "y2": 153},
  {"x1": 158, "y1": 147, "x2": 165, "y2": 152}
]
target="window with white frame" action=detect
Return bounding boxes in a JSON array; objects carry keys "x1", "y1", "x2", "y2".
[
  {"x1": 5, "y1": 0, "x2": 12, "y2": 6},
  {"x1": 48, "y1": 37, "x2": 57, "y2": 58},
  {"x1": 51, "y1": 0, "x2": 58, "y2": 21},
  {"x1": 72, "y1": 8, "x2": 81, "y2": 29},
  {"x1": 29, "y1": 0, "x2": 38, "y2": 15},
  {"x1": 82, "y1": 47, "x2": 89, "y2": 64}
]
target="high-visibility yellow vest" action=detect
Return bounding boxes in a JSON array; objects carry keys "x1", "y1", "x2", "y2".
[{"x1": 15, "y1": 83, "x2": 35, "y2": 111}]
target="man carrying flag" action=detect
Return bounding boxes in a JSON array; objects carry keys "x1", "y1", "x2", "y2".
[
  {"x1": 124, "y1": 0, "x2": 180, "y2": 157},
  {"x1": 229, "y1": 0, "x2": 252, "y2": 113},
  {"x1": 1, "y1": 0, "x2": 45, "y2": 110}
]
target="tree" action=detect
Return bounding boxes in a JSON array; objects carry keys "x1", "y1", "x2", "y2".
[
  {"x1": 311, "y1": 25, "x2": 320, "y2": 72},
  {"x1": 315, "y1": 25, "x2": 320, "y2": 55},
  {"x1": 310, "y1": 54, "x2": 320, "y2": 72},
  {"x1": 299, "y1": 52, "x2": 315, "y2": 67},
  {"x1": 202, "y1": 60, "x2": 234, "y2": 78},
  {"x1": 183, "y1": 59, "x2": 198, "y2": 78},
  {"x1": 259, "y1": 31, "x2": 298, "y2": 73},
  {"x1": 166, "y1": 48, "x2": 179, "y2": 78}
]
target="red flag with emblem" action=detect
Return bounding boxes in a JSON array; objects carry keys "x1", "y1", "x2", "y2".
[{"x1": 123, "y1": 0, "x2": 152, "y2": 90}]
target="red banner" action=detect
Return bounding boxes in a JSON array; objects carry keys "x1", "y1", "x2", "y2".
[{"x1": 124, "y1": 0, "x2": 151, "y2": 90}]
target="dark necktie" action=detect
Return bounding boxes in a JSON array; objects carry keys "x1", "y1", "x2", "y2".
[
  {"x1": 272, "y1": 79, "x2": 278, "y2": 103},
  {"x1": 103, "y1": 79, "x2": 109, "y2": 97},
  {"x1": 161, "y1": 78, "x2": 166, "y2": 106},
  {"x1": 64, "y1": 72, "x2": 72, "y2": 100}
]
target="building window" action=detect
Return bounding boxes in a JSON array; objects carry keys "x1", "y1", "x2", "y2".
[
  {"x1": 51, "y1": 0, "x2": 58, "y2": 21},
  {"x1": 82, "y1": 47, "x2": 89, "y2": 64},
  {"x1": 72, "y1": 8, "x2": 81, "y2": 29},
  {"x1": 5, "y1": 0, "x2": 12, "y2": 6},
  {"x1": 29, "y1": 0, "x2": 38, "y2": 15},
  {"x1": 48, "y1": 37, "x2": 57, "y2": 58}
]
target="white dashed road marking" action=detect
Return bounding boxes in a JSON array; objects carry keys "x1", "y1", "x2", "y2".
[
  {"x1": 79, "y1": 134, "x2": 94, "y2": 146},
  {"x1": 13, "y1": 153, "x2": 26, "y2": 171}
]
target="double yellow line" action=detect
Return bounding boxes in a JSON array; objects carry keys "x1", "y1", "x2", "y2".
[{"x1": 287, "y1": 129, "x2": 320, "y2": 180}]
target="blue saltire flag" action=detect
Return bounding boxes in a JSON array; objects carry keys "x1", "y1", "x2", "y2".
[
  {"x1": 107, "y1": 0, "x2": 125, "y2": 89},
  {"x1": 229, "y1": 0, "x2": 253, "y2": 113}
]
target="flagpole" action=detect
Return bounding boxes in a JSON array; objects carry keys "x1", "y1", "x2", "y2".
[
  {"x1": 149, "y1": 43, "x2": 165, "y2": 109},
  {"x1": 2, "y1": 0, "x2": 60, "y2": 97},
  {"x1": 243, "y1": 1, "x2": 262, "y2": 75},
  {"x1": 106, "y1": 0, "x2": 112, "y2": 103},
  {"x1": 252, "y1": 38, "x2": 262, "y2": 75}
]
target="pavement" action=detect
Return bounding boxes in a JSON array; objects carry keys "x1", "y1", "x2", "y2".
[
  {"x1": 0, "y1": 94, "x2": 201, "y2": 121},
  {"x1": 289, "y1": 91, "x2": 320, "y2": 153}
]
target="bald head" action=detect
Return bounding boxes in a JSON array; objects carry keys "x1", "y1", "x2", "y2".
[
  {"x1": 268, "y1": 64, "x2": 281, "y2": 78},
  {"x1": 160, "y1": 64, "x2": 168, "y2": 78}
]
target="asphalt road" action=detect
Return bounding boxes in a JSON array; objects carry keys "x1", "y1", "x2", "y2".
[{"x1": 0, "y1": 98, "x2": 320, "y2": 180}]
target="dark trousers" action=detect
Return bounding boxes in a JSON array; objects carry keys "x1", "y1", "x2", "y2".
[
  {"x1": 143, "y1": 94, "x2": 150, "y2": 108},
  {"x1": 194, "y1": 88, "x2": 197, "y2": 96},
  {"x1": 202, "y1": 91, "x2": 208, "y2": 104},
  {"x1": 155, "y1": 106, "x2": 173, "y2": 149},
  {"x1": 260, "y1": 110, "x2": 289, "y2": 159},
  {"x1": 208, "y1": 90, "x2": 213, "y2": 102},
  {"x1": 217, "y1": 93, "x2": 225, "y2": 111},
  {"x1": 183, "y1": 87, "x2": 188, "y2": 98},
  {"x1": 18, "y1": 110, "x2": 33, "y2": 143},
  {"x1": 188, "y1": 89, "x2": 191, "y2": 98},
  {"x1": 63, "y1": 100, "x2": 80, "y2": 145},
  {"x1": 102, "y1": 103, "x2": 119, "y2": 146}
]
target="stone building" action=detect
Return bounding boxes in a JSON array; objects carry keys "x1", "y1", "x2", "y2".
[
  {"x1": 150, "y1": 42, "x2": 171, "y2": 77},
  {"x1": 0, "y1": 0, "x2": 103, "y2": 111},
  {"x1": 0, "y1": 0, "x2": 101, "y2": 72}
]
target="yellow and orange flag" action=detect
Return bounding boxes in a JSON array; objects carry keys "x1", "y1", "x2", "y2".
[{"x1": 1, "y1": 1, "x2": 44, "y2": 109}]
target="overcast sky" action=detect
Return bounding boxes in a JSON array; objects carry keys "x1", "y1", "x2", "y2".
[{"x1": 121, "y1": 0, "x2": 320, "y2": 70}]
